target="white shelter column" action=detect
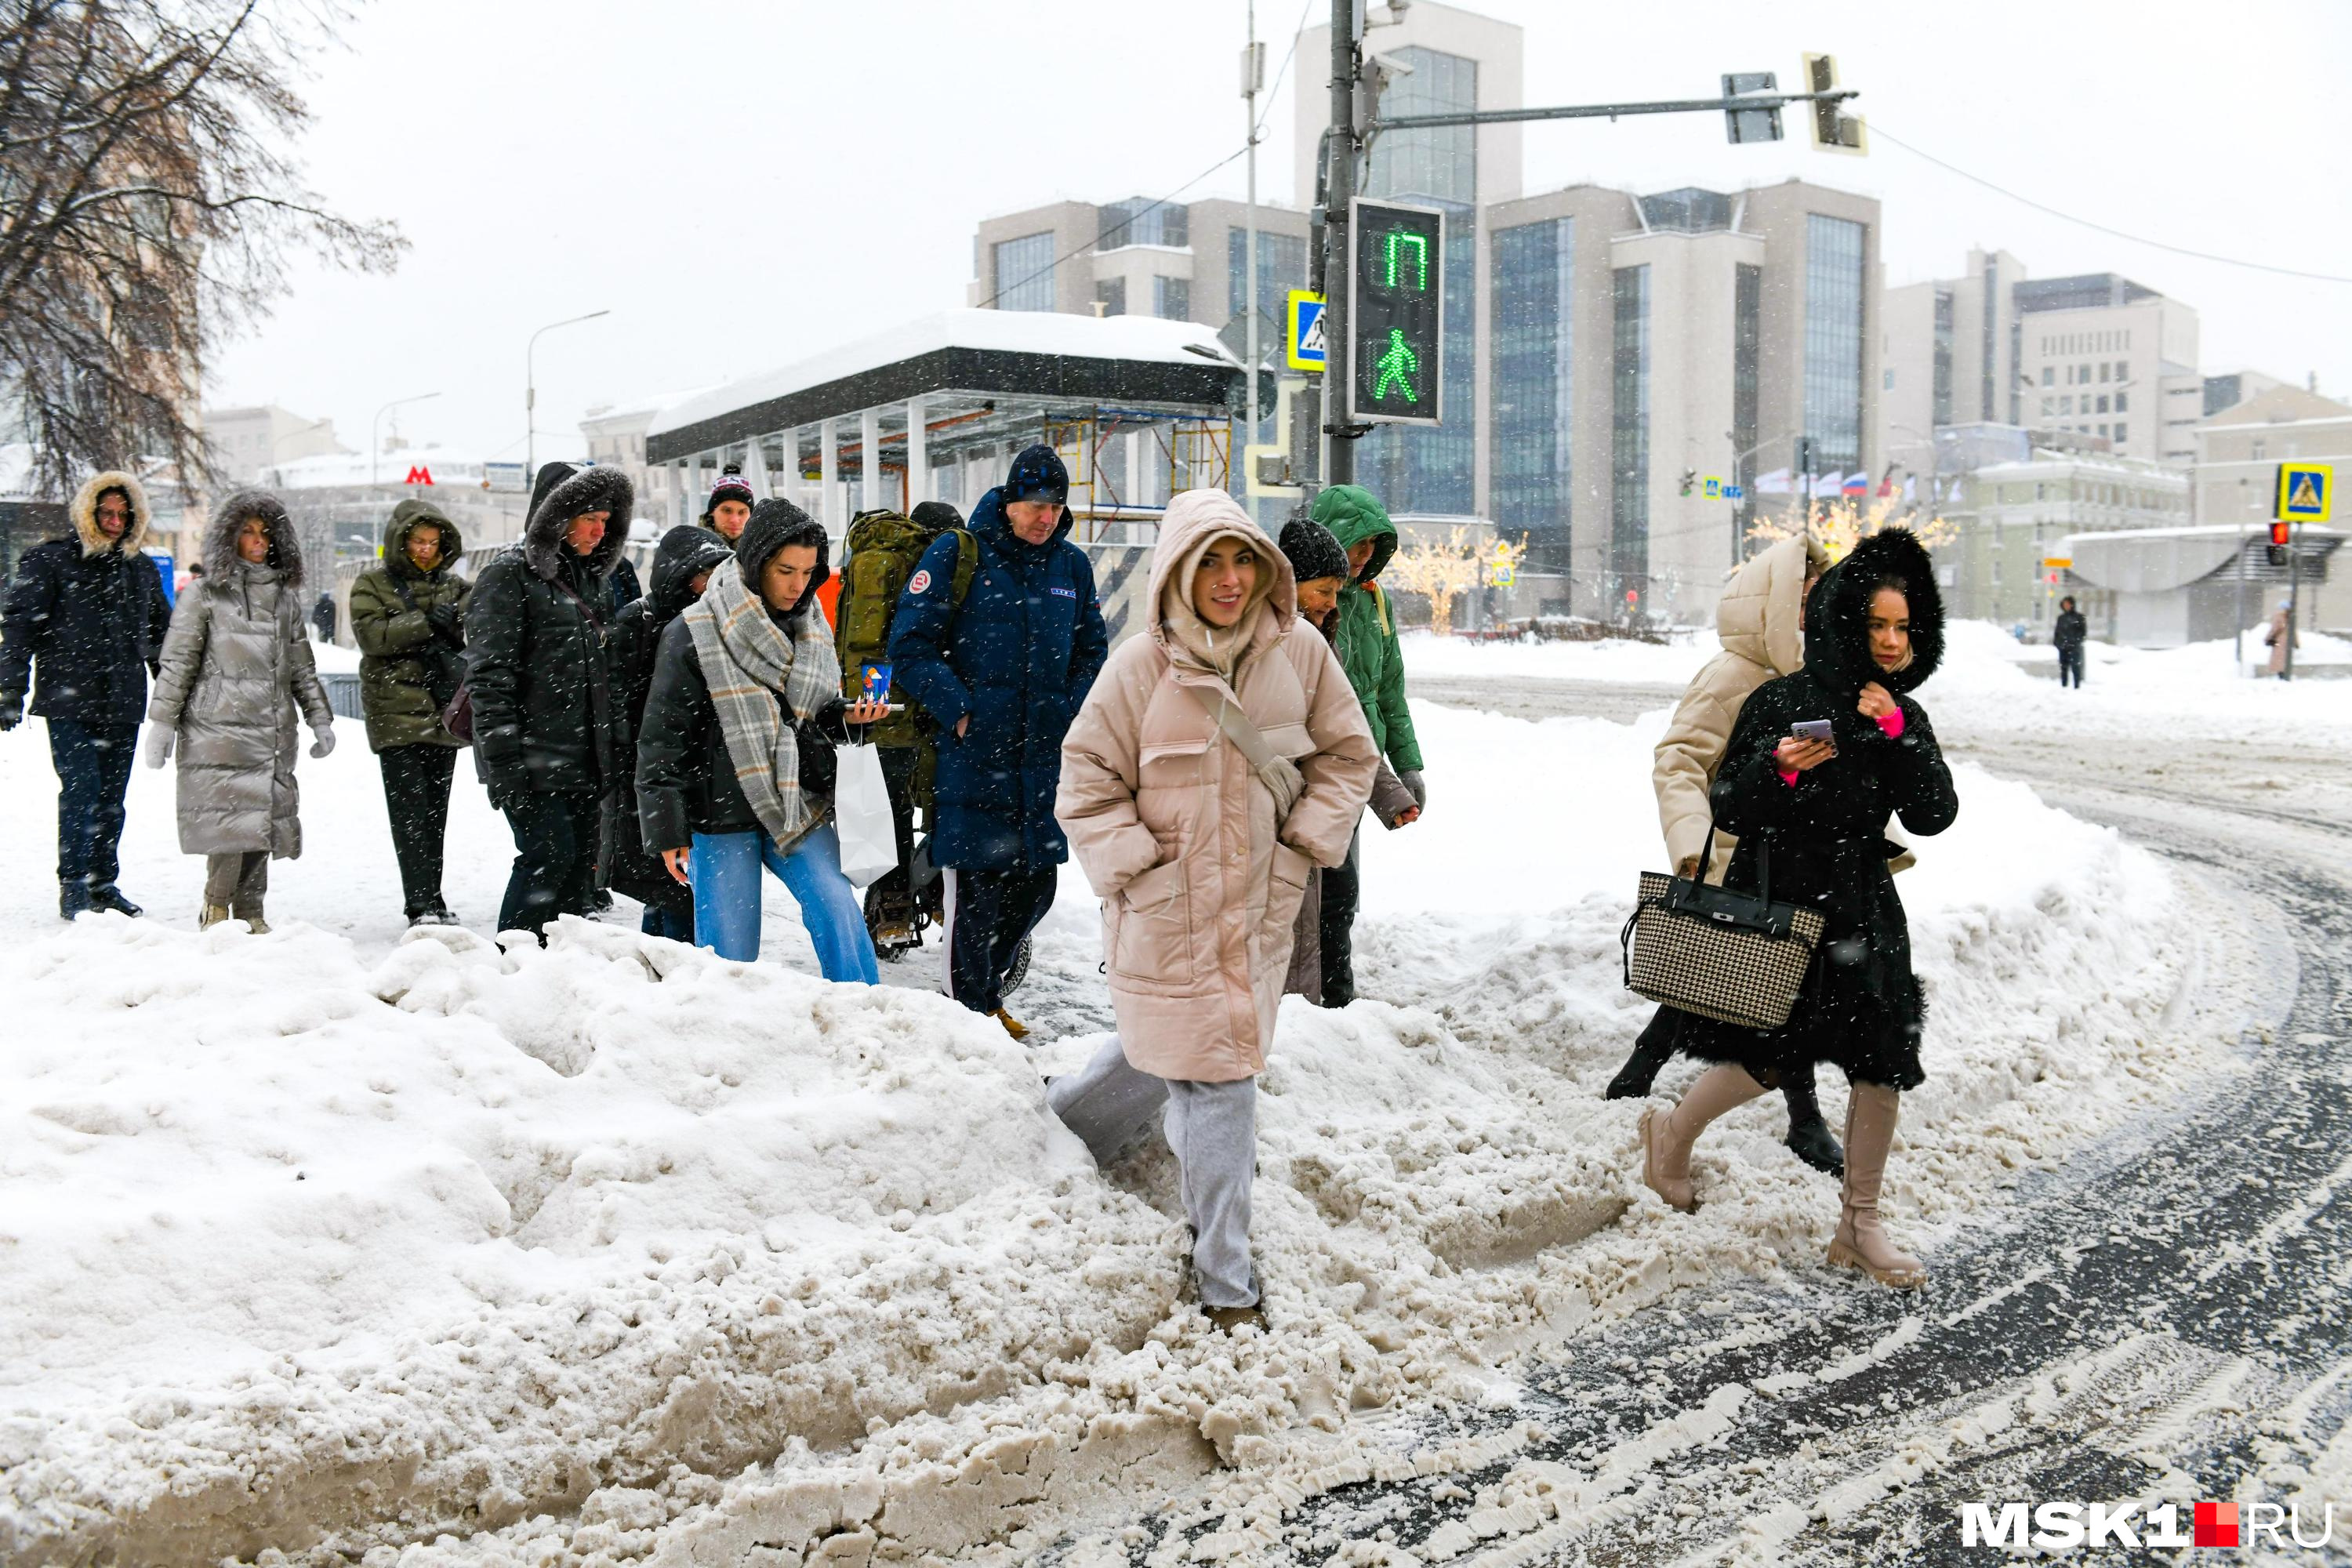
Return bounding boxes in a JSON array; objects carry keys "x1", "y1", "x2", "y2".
[
  {"x1": 819, "y1": 419, "x2": 840, "y2": 536},
  {"x1": 904, "y1": 397, "x2": 928, "y2": 510},
  {"x1": 860, "y1": 408, "x2": 884, "y2": 514}
]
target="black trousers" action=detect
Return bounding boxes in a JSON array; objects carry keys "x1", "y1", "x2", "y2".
[
  {"x1": 47, "y1": 719, "x2": 138, "y2": 891},
  {"x1": 380, "y1": 743, "x2": 458, "y2": 916},
  {"x1": 867, "y1": 746, "x2": 922, "y2": 916},
  {"x1": 498, "y1": 789, "x2": 601, "y2": 938},
  {"x1": 943, "y1": 865, "x2": 1057, "y2": 1014},
  {"x1": 2057, "y1": 647, "x2": 2085, "y2": 688},
  {"x1": 1317, "y1": 822, "x2": 1363, "y2": 1005}
]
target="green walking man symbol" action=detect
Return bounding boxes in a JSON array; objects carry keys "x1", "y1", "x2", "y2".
[{"x1": 1373, "y1": 328, "x2": 1419, "y2": 404}]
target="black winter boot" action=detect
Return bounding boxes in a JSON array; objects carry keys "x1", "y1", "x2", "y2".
[
  {"x1": 1781, "y1": 1065, "x2": 1845, "y2": 1177},
  {"x1": 1605, "y1": 1007, "x2": 1682, "y2": 1099},
  {"x1": 59, "y1": 881, "x2": 91, "y2": 920},
  {"x1": 87, "y1": 885, "x2": 143, "y2": 918}
]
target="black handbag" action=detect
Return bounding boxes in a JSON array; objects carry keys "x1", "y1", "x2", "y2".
[
  {"x1": 390, "y1": 575, "x2": 467, "y2": 715},
  {"x1": 1620, "y1": 825, "x2": 1827, "y2": 1030}
]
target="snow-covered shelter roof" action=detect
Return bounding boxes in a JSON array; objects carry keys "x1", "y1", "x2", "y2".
[
  {"x1": 646, "y1": 309, "x2": 1241, "y2": 464},
  {"x1": 2064, "y1": 524, "x2": 2342, "y2": 593},
  {"x1": 263, "y1": 447, "x2": 489, "y2": 490}
]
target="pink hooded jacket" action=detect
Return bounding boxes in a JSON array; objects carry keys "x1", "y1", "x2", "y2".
[{"x1": 1056, "y1": 491, "x2": 1377, "y2": 1082}]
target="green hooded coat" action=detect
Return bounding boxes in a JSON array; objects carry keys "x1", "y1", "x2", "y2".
[
  {"x1": 1309, "y1": 485, "x2": 1421, "y2": 773},
  {"x1": 349, "y1": 499, "x2": 470, "y2": 751}
]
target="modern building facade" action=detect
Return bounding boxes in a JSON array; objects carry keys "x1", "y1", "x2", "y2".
[{"x1": 967, "y1": 3, "x2": 1882, "y2": 622}]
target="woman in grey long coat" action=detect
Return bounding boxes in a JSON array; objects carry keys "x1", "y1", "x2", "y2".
[{"x1": 145, "y1": 492, "x2": 335, "y2": 931}]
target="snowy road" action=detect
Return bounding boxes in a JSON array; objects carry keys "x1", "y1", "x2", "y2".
[{"x1": 1081, "y1": 685, "x2": 2351, "y2": 1565}]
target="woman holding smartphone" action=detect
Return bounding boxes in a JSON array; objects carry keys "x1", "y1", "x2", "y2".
[{"x1": 1635, "y1": 529, "x2": 1958, "y2": 1289}]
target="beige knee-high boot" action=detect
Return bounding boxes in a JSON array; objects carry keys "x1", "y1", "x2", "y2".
[
  {"x1": 1640, "y1": 1065, "x2": 1769, "y2": 1213},
  {"x1": 1828, "y1": 1081, "x2": 1926, "y2": 1288}
]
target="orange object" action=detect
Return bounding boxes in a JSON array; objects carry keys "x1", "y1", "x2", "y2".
[{"x1": 815, "y1": 572, "x2": 842, "y2": 629}]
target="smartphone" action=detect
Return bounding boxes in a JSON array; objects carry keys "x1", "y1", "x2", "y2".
[
  {"x1": 1791, "y1": 719, "x2": 1835, "y2": 745},
  {"x1": 858, "y1": 662, "x2": 892, "y2": 704}
]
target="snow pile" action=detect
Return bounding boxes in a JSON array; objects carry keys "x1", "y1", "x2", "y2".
[{"x1": 0, "y1": 688, "x2": 2229, "y2": 1565}]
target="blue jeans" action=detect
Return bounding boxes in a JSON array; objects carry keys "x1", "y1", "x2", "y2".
[
  {"x1": 48, "y1": 719, "x2": 138, "y2": 890},
  {"x1": 691, "y1": 823, "x2": 879, "y2": 982}
]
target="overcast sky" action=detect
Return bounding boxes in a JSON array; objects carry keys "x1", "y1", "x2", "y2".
[{"x1": 208, "y1": 0, "x2": 2352, "y2": 462}]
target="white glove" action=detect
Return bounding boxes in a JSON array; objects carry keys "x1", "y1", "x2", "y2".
[
  {"x1": 143, "y1": 725, "x2": 176, "y2": 770},
  {"x1": 308, "y1": 721, "x2": 336, "y2": 759}
]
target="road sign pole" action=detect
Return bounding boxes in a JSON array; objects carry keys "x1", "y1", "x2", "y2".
[
  {"x1": 1324, "y1": 0, "x2": 1356, "y2": 488},
  {"x1": 2285, "y1": 521, "x2": 2301, "y2": 681}
]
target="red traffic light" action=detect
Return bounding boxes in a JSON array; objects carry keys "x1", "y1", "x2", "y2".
[{"x1": 2270, "y1": 520, "x2": 2292, "y2": 547}]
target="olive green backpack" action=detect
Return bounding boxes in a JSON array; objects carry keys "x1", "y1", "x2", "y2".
[{"x1": 837, "y1": 509, "x2": 977, "y2": 768}]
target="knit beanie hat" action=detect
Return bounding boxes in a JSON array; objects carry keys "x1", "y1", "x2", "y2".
[
  {"x1": 910, "y1": 499, "x2": 964, "y2": 532},
  {"x1": 704, "y1": 463, "x2": 757, "y2": 519},
  {"x1": 1278, "y1": 518, "x2": 1349, "y2": 586},
  {"x1": 735, "y1": 497, "x2": 830, "y2": 601},
  {"x1": 1003, "y1": 445, "x2": 1069, "y2": 506}
]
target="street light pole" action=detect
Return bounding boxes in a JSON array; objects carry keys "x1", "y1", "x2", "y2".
[
  {"x1": 1323, "y1": 0, "x2": 1358, "y2": 488},
  {"x1": 372, "y1": 391, "x2": 441, "y2": 489},
  {"x1": 526, "y1": 309, "x2": 612, "y2": 479},
  {"x1": 1243, "y1": 3, "x2": 1261, "y2": 467}
]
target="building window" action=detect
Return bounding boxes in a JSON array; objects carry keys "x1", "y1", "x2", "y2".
[
  {"x1": 2096, "y1": 394, "x2": 2110, "y2": 414},
  {"x1": 1152, "y1": 276, "x2": 1190, "y2": 321},
  {"x1": 2114, "y1": 390, "x2": 2128, "y2": 412},
  {"x1": 1490, "y1": 217, "x2": 1573, "y2": 569},
  {"x1": 1095, "y1": 278, "x2": 1126, "y2": 316},
  {"x1": 1367, "y1": 46, "x2": 1478, "y2": 205},
  {"x1": 2099, "y1": 362, "x2": 2111, "y2": 382},
  {"x1": 2114, "y1": 423, "x2": 2127, "y2": 445},
  {"x1": 1611, "y1": 264, "x2": 1651, "y2": 593},
  {"x1": 2060, "y1": 394, "x2": 2073, "y2": 416},
  {"x1": 2041, "y1": 397, "x2": 2053, "y2": 416},
  {"x1": 1883, "y1": 368, "x2": 1895, "y2": 391},
  {"x1": 2042, "y1": 365, "x2": 2054, "y2": 387},
  {"x1": 2117, "y1": 359, "x2": 2129, "y2": 381},
  {"x1": 1098, "y1": 198, "x2": 1188, "y2": 251},
  {"x1": 992, "y1": 231, "x2": 1056, "y2": 311},
  {"x1": 1931, "y1": 288, "x2": 1955, "y2": 426},
  {"x1": 1804, "y1": 215, "x2": 1866, "y2": 475},
  {"x1": 1226, "y1": 228, "x2": 1308, "y2": 328}
]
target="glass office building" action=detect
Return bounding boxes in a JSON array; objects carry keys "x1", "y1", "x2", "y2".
[
  {"x1": 1489, "y1": 217, "x2": 1572, "y2": 570},
  {"x1": 1804, "y1": 213, "x2": 1867, "y2": 477}
]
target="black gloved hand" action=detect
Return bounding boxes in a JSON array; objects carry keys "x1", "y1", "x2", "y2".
[
  {"x1": 0, "y1": 702, "x2": 20, "y2": 733},
  {"x1": 425, "y1": 602, "x2": 463, "y2": 644}
]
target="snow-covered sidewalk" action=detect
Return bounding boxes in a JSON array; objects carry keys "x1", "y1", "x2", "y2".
[{"x1": 0, "y1": 682, "x2": 2227, "y2": 1565}]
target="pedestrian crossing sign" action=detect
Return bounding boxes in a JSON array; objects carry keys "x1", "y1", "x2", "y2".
[
  {"x1": 2275, "y1": 462, "x2": 2332, "y2": 523},
  {"x1": 1703, "y1": 476, "x2": 1722, "y2": 499},
  {"x1": 1286, "y1": 290, "x2": 1327, "y2": 372}
]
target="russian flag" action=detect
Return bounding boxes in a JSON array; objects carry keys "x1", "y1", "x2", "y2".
[{"x1": 1841, "y1": 473, "x2": 1869, "y2": 496}]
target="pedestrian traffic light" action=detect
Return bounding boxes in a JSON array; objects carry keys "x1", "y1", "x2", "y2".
[
  {"x1": 1348, "y1": 197, "x2": 1445, "y2": 427},
  {"x1": 2268, "y1": 518, "x2": 2291, "y2": 567},
  {"x1": 1722, "y1": 72, "x2": 1781, "y2": 143},
  {"x1": 1802, "y1": 54, "x2": 1867, "y2": 154},
  {"x1": 1679, "y1": 469, "x2": 1697, "y2": 497}
]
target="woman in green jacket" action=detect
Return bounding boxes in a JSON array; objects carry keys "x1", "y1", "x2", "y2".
[
  {"x1": 348, "y1": 499, "x2": 470, "y2": 925},
  {"x1": 1306, "y1": 484, "x2": 1426, "y2": 1005}
]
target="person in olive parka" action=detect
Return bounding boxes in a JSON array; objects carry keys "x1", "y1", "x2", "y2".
[
  {"x1": 465, "y1": 460, "x2": 633, "y2": 939},
  {"x1": 605, "y1": 524, "x2": 735, "y2": 941},
  {"x1": 348, "y1": 498, "x2": 471, "y2": 925},
  {"x1": 1638, "y1": 528, "x2": 1959, "y2": 1290}
]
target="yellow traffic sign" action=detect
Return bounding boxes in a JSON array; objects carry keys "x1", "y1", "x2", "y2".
[{"x1": 2275, "y1": 462, "x2": 2332, "y2": 524}]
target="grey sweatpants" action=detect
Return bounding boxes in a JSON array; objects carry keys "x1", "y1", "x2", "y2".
[{"x1": 1047, "y1": 1036, "x2": 1258, "y2": 1308}]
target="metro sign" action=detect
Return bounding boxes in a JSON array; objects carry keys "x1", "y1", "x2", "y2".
[{"x1": 405, "y1": 465, "x2": 434, "y2": 486}]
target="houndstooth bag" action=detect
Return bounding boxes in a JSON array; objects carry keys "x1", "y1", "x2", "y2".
[{"x1": 1620, "y1": 826, "x2": 1826, "y2": 1030}]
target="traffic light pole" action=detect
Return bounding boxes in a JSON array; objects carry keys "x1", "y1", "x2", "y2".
[
  {"x1": 1323, "y1": 0, "x2": 1358, "y2": 488},
  {"x1": 1370, "y1": 87, "x2": 1857, "y2": 134},
  {"x1": 2285, "y1": 521, "x2": 2301, "y2": 681}
]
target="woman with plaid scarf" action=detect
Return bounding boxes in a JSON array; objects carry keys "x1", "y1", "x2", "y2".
[{"x1": 635, "y1": 500, "x2": 887, "y2": 978}]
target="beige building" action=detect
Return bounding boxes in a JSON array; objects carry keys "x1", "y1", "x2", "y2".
[
  {"x1": 1934, "y1": 450, "x2": 2188, "y2": 634},
  {"x1": 579, "y1": 388, "x2": 715, "y2": 537},
  {"x1": 202, "y1": 404, "x2": 347, "y2": 488},
  {"x1": 2194, "y1": 383, "x2": 2350, "y2": 632}
]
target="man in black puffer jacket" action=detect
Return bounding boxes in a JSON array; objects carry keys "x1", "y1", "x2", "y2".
[
  {"x1": 0, "y1": 470, "x2": 173, "y2": 919},
  {"x1": 465, "y1": 461, "x2": 633, "y2": 938},
  {"x1": 605, "y1": 524, "x2": 735, "y2": 940}
]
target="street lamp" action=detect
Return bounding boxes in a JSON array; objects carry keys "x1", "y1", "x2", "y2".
[
  {"x1": 372, "y1": 392, "x2": 441, "y2": 488},
  {"x1": 527, "y1": 310, "x2": 612, "y2": 479}
]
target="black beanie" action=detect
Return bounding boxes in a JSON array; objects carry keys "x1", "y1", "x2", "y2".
[
  {"x1": 1279, "y1": 518, "x2": 1350, "y2": 585},
  {"x1": 735, "y1": 497, "x2": 830, "y2": 602},
  {"x1": 1002, "y1": 444, "x2": 1069, "y2": 506},
  {"x1": 909, "y1": 499, "x2": 964, "y2": 532}
]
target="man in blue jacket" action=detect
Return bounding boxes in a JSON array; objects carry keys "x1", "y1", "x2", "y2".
[{"x1": 888, "y1": 445, "x2": 1107, "y2": 1036}]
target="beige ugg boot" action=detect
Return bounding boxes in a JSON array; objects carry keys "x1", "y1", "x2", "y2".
[
  {"x1": 198, "y1": 903, "x2": 231, "y2": 930},
  {"x1": 1640, "y1": 1064, "x2": 1769, "y2": 1213},
  {"x1": 1827, "y1": 1081, "x2": 1927, "y2": 1289}
]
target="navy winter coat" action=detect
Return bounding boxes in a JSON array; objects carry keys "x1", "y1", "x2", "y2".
[
  {"x1": 0, "y1": 471, "x2": 172, "y2": 728},
  {"x1": 887, "y1": 488, "x2": 1108, "y2": 869}
]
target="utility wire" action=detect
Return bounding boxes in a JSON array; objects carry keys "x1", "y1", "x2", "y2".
[
  {"x1": 1253, "y1": 0, "x2": 1316, "y2": 139},
  {"x1": 977, "y1": 145, "x2": 1250, "y2": 310},
  {"x1": 1871, "y1": 123, "x2": 2352, "y2": 286}
]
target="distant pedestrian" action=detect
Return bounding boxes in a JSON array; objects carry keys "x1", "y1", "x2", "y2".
[
  {"x1": 466, "y1": 461, "x2": 632, "y2": 941},
  {"x1": 2053, "y1": 596, "x2": 2088, "y2": 689},
  {"x1": 1305, "y1": 484, "x2": 1425, "y2": 1007},
  {"x1": 311, "y1": 588, "x2": 337, "y2": 644},
  {"x1": 635, "y1": 499, "x2": 887, "y2": 977},
  {"x1": 2266, "y1": 599, "x2": 2297, "y2": 679},
  {"x1": 348, "y1": 499, "x2": 470, "y2": 926},
  {"x1": 1051, "y1": 491, "x2": 1376, "y2": 1332},
  {"x1": 1638, "y1": 530, "x2": 1958, "y2": 1290},
  {"x1": 0, "y1": 470, "x2": 173, "y2": 920},
  {"x1": 700, "y1": 463, "x2": 756, "y2": 546},
  {"x1": 144, "y1": 492, "x2": 335, "y2": 933},
  {"x1": 888, "y1": 445, "x2": 1109, "y2": 1037},
  {"x1": 606, "y1": 524, "x2": 735, "y2": 942}
]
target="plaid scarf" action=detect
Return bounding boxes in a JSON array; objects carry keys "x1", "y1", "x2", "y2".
[{"x1": 682, "y1": 564, "x2": 840, "y2": 851}]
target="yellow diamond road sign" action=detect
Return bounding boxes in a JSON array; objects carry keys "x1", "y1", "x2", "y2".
[{"x1": 2275, "y1": 461, "x2": 2332, "y2": 523}]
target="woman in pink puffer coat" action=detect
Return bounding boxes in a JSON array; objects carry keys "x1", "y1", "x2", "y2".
[{"x1": 1049, "y1": 490, "x2": 1377, "y2": 1332}]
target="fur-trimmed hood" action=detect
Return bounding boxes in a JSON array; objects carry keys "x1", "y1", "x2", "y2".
[
  {"x1": 1803, "y1": 528, "x2": 1944, "y2": 699},
  {"x1": 202, "y1": 490, "x2": 304, "y2": 586},
  {"x1": 523, "y1": 462, "x2": 632, "y2": 584},
  {"x1": 69, "y1": 470, "x2": 151, "y2": 557},
  {"x1": 382, "y1": 497, "x2": 463, "y2": 581}
]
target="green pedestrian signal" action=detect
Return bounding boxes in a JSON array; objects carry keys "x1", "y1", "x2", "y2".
[
  {"x1": 1348, "y1": 198, "x2": 1444, "y2": 427},
  {"x1": 1372, "y1": 329, "x2": 1419, "y2": 403}
]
